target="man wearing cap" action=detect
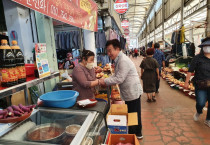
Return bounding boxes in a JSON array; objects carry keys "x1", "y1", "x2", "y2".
[{"x1": 184, "y1": 37, "x2": 210, "y2": 127}]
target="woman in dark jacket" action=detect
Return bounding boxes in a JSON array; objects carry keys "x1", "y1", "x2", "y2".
[
  {"x1": 184, "y1": 37, "x2": 210, "y2": 127},
  {"x1": 140, "y1": 48, "x2": 160, "y2": 102}
]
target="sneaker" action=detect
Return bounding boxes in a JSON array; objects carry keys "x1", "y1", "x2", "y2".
[
  {"x1": 204, "y1": 120, "x2": 210, "y2": 127},
  {"x1": 147, "y1": 99, "x2": 152, "y2": 103},
  {"x1": 193, "y1": 113, "x2": 200, "y2": 121},
  {"x1": 136, "y1": 133, "x2": 143, "y2": 139},
  {"x1": 152, "y1": 96, "x2": 156, "y2": 102}
]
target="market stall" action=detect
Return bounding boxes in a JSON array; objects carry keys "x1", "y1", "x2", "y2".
[{"x1": 162, "y1": 56, "x2": 196, "y2": 99}]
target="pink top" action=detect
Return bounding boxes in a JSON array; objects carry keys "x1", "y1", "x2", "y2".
[{"x1": 72, "y1": 64, "x2": 96, "y2": 100}]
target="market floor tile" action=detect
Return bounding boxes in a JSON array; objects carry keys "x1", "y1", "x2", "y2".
[{"x1": 129, "y1": 56, "x2": 210, "y2": 145}]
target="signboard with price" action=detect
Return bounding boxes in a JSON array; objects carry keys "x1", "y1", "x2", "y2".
[
  {"x1": 12, "y1": 0, "x2": 98, "y2": 32},
  {"x1": 114, "y1": 0, "x2": 129, "y2": 14}
]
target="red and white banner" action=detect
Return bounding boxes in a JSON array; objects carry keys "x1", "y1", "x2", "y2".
[
  {"x1": 121, "y1": 20, "x2": 129, "y2": 29},
  {"x1": 114, "y1": 0, "x2": 129, "y2": 14},
  {"x1": 124, "y1": 29, "x2": 129, "y2": 35},
  {"x1": 12, "y1": 0, "x2": 98, "y2": 32}
]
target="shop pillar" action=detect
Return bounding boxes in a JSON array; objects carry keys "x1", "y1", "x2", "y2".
[
  {"x1": 83, "y1": 30, "x2": 97, "y2": 66},
  {"x1": 206, "y1": 0, "x2": 210, "y2": 37},
  {"x1": 35, "y1": 12, "x2": 59, "y2": 92},
  {"x1": 162, "y1": 0, "x2": 165, "y2": 48}
]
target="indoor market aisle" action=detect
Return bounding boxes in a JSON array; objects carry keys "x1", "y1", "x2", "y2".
[{"x1": 130, "y1": 56, "x2": 210, "y2": 145}]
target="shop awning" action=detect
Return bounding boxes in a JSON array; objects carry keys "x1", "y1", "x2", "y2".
[{"x1": 12, "y1": 0, "x2": 98, "y2": 32}]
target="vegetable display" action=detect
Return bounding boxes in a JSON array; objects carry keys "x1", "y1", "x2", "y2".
[{"x1": 0, "y1": 104, "x2": 36, "y2": 120}]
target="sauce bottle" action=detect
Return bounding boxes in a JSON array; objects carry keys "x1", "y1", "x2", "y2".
[
  {"x1": 0, "y1": 39, "x2": 18, "y2": 87},
  {"x1": 11, "y1": 40, "x2": 26, "y2": 83}
]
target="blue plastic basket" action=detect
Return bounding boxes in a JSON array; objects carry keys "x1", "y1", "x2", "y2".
[{"x1": 40, "y1": 90, "x2": 79, "y2": 108}]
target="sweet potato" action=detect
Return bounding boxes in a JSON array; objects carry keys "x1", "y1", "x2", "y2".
[
  {"x1": 14, "y1": 111, "x2": 22, "y2": 116},
  {"x1": 7, "y1": 107, "x2": 14, "y2": 116},
  {"x1": 26, "y1": 104, "x2": 36, "y2": 110},
  {"x1": 0, "y1": 115, "x2": 3, "y2": 119},
  {"x1": 0, "y1": 110, "x2": 7, "y2": 115},
  {"x1": 3, "y1": 111, "x2": 8, "y2": 119},
  {"x1": 12, "y1": 105, "x2": 24, "y2": 113},
  {"x1": 19, "y1": 104, "x2": 30, "y2": 112}
]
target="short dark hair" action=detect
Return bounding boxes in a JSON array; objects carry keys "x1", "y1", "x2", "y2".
[
  {"x1": 82, "y1": 50, "x2": 95, "y2": 61},
  {"x1": 146, "y1": 48, "x2": 155, "y2": 55},
  {"x1": 154, "y1": 43, "x2": 160, "y2": 49},
  {"x1": 106, "y1": 39, "x2": 121, "y2": 50}
]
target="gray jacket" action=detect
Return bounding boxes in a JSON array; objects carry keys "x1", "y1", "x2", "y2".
[{"x1": 104, "y1": 51, "x2": 143, "y2": 101}]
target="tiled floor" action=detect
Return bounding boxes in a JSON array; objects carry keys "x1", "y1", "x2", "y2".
[{"x1": 130, "y1": 56, "x2": 210, "y2": 145}]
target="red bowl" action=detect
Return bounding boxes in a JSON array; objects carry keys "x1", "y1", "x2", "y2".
[{"x1": 77, "y1": 99, "x2": 97, "y2": 108}]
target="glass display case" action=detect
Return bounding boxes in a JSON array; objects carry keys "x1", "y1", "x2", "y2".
[{"x1": 0, "y1": 108, "x2": 108, "y2": 145}]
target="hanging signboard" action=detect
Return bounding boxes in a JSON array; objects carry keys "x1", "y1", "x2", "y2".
[
  {"x1": 124, "y1": 29, "x2": 129, "y2": 35},
  {"x1": 12, "y1": 0, "x2": 98, "y2": 32},
  {"x1": 35, "y1": 43, "x2": 50, "y2": 78},
  {"x1": 121, "y1": 20, "x2": 129, "y2": 29},
  {"x1": 114, "y1": 0, "x2": 129, "y2": 14}
]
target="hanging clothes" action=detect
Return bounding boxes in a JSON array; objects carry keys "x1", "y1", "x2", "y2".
[
  {"x1": 120, "y1": 36, "x2": 126, "y2": 50},
  {"x1": 180, "y1": 26, "x2": 185, "y2": 43},
  {"x1": 109, "y1": 29, "x2": 118, "y2": 40},
  {"x1": 95, "y1": 31, "x2": 107, "y2": 48},
  {"x1": 171, "y1": 31, "x2": 176, "y2": 44}
]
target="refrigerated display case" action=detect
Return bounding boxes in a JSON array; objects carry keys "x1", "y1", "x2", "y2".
[{"x1": 0, "y1": 108, "x2": 108, "y2": 145}]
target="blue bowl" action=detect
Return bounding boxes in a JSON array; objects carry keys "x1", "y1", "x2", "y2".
[{"x1": 40, "y1": 90, "x2": 79, "y2": 108}]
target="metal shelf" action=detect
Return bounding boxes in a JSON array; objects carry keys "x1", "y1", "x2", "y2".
[{"x1": 0, "y1": 72, "x2": 60, "y2": 104}]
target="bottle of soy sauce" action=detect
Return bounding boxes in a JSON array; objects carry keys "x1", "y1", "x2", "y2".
[
  {"x1": 11, "y1": 40, "x2": 26, "y2": 83},
  {"x1": 0, "y1": 39, "x2": 18, "y2": 87}
]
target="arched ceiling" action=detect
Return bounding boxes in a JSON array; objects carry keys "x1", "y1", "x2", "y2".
[{"x1": 123, "y1": 0, "x2": 154, "y2": 36}]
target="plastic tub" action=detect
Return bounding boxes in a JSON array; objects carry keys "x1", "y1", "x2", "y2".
[{"x1": 40, "y1": 90, "x2": 79, "y2": 108}]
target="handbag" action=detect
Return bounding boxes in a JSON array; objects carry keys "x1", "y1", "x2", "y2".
[{"x1": 196, "y1": 80, "x2": 210, "y2": 89}]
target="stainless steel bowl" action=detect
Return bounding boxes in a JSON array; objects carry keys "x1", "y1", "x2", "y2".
[
  {"x1": 65, "y1": 124, "x2": 81, "y2": 136},
  {"x1": 26, "y1": 123, "x2": 65, "y2": 143}
]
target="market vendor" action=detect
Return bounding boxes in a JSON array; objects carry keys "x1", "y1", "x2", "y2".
[
  {"x1": 72, "y1": 50, "x2": 99, "y2": 101},
  {"x1": 184, "y1": 37, "x2": 210, "y2": 128},
  {"x1": 99, "y1": 39, "x2": 143, "y2": 139}
]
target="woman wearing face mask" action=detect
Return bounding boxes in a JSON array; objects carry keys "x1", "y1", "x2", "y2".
[
  {"x1": 72, "y1": 50, "x2": 99, "y2": 101},
  {"x1": 184, "y1": 37, "x2": 210, "y2": 128}
]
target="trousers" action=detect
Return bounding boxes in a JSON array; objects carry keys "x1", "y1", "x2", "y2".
[{"x1": 125, "y1": 96, "x2": 142, "y2": 135}]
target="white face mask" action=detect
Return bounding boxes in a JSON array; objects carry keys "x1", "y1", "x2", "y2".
[
  {"x1": 203, "y1": 46, "x2": 210, "y2": 53},
  {"x1": 86, "y1": 63, "x2": 94, "y2": 70}
]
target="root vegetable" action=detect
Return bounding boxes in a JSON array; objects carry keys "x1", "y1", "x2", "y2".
[
  {"x1": 14, "y1": 111, "x2": 22, "y2": 116},
  {"x1": 19, "y1": 104, "x2": 30, "y2": 112},
  {"x1": 7, "y1": 107, "x2": 14, "y2": 116},
  {"x1": 3, "y1": 111, "x2": 8, "y2": 119},
  {"x1": 0, "y1": 115, "x2": 3, "y2": 119},
  {"x1": 26, "y1": 104, "x2": 36, "y2": 110},
  {"x1": 12, "y1": 105, "x2": 24, "y2": 113},
  {"x1": 0, "y1": 110, "x2": 7, "y2": 115}
]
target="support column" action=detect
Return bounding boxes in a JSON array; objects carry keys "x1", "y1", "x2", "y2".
[
  {"x1": 154, "y1": 13, "x2": 156, "y2": 43},
  {"x1": 145, "y1": 22, "x2": 148, "y2": 49},
  {"x1": 83, "y1": 30, "x2": 97, "y2": 65},
  {"x1": 181, "y1": 0, "x2": 184, "y2": 26},
  {"x1": 162, "y1": 0, "x2": 165, "y2": 48},
  {"x1": 190, "y1": 22, "x2": 194, "y2": 43},
  {"x1": 206, "y1": 0, "x2": 210, "y2": 37}
]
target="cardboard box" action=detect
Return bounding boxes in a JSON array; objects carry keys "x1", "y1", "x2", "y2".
[
  {"x1": 108, "y1": 134, "x2": 140, "y2": 145},
  {"x1": 107, "y1": 104, "x2": 138, "y2": 134},
  {"x1": 107, "y1": 115, "x2": 128, "y2": 134}
]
